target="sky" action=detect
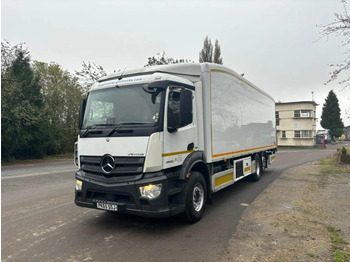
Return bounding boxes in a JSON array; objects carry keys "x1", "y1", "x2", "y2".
[{"x1": 1, "y1": 0, "x2": 349, "y2": 128}]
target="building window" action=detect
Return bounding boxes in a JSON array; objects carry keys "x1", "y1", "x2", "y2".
[
  {"x1": 282, "y1": 131, "x2": 286, "y2": 138},
  {"x1": 294, "y1": 110, "x2": 312, "y2": 118},
  {"x1": 275, "y1": 111, "x2": 279, "y2": 126},
  {"x1": 294, "y1": 130, "x2": 313, "y2": 138},
  {"x1": 301, "y1": 110, "x2": 311, "y2": 117},
  {"x1": 301, "y1": 130, "x2": 312, "y2": 137}
]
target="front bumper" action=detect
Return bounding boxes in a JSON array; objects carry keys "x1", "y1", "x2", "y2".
[{"x1": 74, "y1": 170, "x2": 185, "y2": 218}]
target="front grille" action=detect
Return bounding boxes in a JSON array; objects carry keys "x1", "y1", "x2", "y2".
[{"x1": 80, "y1": 155, "x2": 145, "y2": 177}]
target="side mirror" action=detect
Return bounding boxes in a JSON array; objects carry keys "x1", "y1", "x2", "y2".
[{"x1": 79, "y1": 99, "x2": 87, "y2": 129}]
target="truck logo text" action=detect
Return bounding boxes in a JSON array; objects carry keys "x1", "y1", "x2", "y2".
[{"x1": 128, "y1": 153, "x2": 145, "y2": 156}]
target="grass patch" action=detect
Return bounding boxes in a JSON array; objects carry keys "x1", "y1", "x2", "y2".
[
  {"x1": 320, "y1": 156, "x2": 349, "y2": 175},
  {"x1": 307, "y1": 252, "x2": 315, "y2": 258},
  {"x1": 328, "y1": 226, "x2": 350, "y2": 262}
]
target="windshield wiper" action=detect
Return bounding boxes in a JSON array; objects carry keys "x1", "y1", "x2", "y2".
[
  {"x1": 81, "y1": 124, "x2": 115, "y2": 138},
  {"x1": 106, "y1": 122, "x2": 150, "y2": 137}
]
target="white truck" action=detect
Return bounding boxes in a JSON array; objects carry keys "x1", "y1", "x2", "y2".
[{"x1": 74, "y1": 63, "x2": 277, "y2": 223}]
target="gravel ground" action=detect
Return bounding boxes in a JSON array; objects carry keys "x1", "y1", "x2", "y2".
[{"x1": 221, "y1": 155, "x2": 350, "y2": 262}]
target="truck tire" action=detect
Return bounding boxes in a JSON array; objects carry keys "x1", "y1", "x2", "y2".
[
  {"x1": 250, "y1": 155, "x2": 262, "y2": 182},
  {"x1": 183, "y1": 172, "x2": 207, "y2": 223},
  {"x1": 261, "y1": 153, "x2": 267, "y2": 173}
]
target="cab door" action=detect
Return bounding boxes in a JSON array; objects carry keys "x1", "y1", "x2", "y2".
[{"x1": 163, "y1": 87, "x2": 197, "y2": 169}]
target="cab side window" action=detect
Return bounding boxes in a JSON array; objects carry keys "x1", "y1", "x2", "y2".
[{"x1": 167, "y1": 90, "x2": 181, "y2": 128}]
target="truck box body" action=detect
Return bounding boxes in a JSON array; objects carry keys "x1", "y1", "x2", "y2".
[
  {"x1": 74, "y1": 63, "x2": 276, "y2": 222},
  {"x1": 202, "y1": 66, "x2": 275, "y2": 162}
]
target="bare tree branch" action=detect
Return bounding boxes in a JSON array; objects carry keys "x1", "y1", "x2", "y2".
[
  {"x1": 75, "y1": 61, "x2": 107, "y2": 94},
  {"x1": 318, "y1": 1, "x2": 350, "y2": 89}
]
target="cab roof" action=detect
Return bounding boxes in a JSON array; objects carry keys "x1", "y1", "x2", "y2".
[{"x1": 98, "y1": 63, "x2": 204, "y2": 83}]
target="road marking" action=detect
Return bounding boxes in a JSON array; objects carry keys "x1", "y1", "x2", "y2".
[{"x1": 1, "y1": 168, "x2": 78, "y2": 180}]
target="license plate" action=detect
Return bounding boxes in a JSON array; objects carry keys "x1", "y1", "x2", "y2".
[{"x1": 96, "y1": 202, "x2": 118, "y2": 211}]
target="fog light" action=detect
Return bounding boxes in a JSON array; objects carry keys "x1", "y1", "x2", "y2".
[
  {"x1": 75, "y1": 180, "x2": 83, "y2": 191},
  {"x1": 139, "y1": 184, "x2": 162, "y2": 199}
]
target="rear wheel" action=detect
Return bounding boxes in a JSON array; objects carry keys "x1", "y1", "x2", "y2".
[
  {"x1": 250, "y1": 155, "x2": 262, "y2": 182},
  {"x1": 261, "y1": 153, "x2": 267, "y2": 173},
  {"x1": 183, "y1": 172, "x2": 207, "y2": 223}
]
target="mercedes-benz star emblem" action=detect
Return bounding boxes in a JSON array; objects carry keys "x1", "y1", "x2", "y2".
[{"x1": 101, "y1": 155, "x2": 115, "y2": 174}]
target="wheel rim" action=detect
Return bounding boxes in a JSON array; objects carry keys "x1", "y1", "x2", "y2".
[{"x1": 193, "y1": 183, "x2": 204, "y2": 212}]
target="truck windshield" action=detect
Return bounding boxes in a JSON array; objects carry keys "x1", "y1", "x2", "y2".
[{"x1": 82, "y1": 85, "x2": 163, "y2": 129}]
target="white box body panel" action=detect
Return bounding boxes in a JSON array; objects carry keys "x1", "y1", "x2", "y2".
[{"x1": 200, "y1": 64, "x2": 276, "y2": 163}]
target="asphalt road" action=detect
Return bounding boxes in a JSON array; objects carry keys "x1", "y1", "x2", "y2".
[{"x1": 1, "y1": 145, "x2": 341, "y2": 262}]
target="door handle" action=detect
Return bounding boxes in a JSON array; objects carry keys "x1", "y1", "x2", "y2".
[{"x1": 187, "y1": 143, "x2": 194, "y2": 151}]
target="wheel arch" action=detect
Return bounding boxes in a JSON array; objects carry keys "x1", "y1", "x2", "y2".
[
  {"x1": 179, "y1": 151, "x2": 211, "y2": 200},
  {"x1": 252, "y1": 151, "x2": 267, "y2": 162}
]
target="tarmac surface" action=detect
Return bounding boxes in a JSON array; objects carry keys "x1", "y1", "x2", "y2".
[{"x1": 1, "y1": 144, "x2": 345, "y2": 262}]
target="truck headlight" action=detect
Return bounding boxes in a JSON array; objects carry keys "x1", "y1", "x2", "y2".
[
  {"x1": 75, "y1": 180, "x2": 83, "y2": 191},
  {"x1": 139, "y1": 184, "x2": 162, "y2": 199}
]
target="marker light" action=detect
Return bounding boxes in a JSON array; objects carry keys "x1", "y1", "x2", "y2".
[
  {"x1": 74, "y1": 142, "x2": 79, "y2": 167},
  {"x1": 139, "y1": 184, "x2": 162, "y2": 199},
  {"x1": 75, "y1": 180, "x2": 83, "y2": 191}
]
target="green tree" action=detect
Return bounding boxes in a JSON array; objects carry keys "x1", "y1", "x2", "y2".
[
  {"x1": 199, "y1": 36, "x2": 223, "y2": 64},
  {"x1": 1, "y1": 44, "x2": 48, "y2": 159},
  {"x1": 1, "y1": 40, "x2": 26, "y2": 74},
  {"x1": 34, "y1": 61, "x2": 83, "y2": 153},
  {"x1": 320, "y1": 90, "x2": 344, "y2": 138},
  {"x1": 213, "y1": 39, "x2": 223, "y2": 65},
  {"x1": 2, "y1": 41, "x2": 83, "y2": 160},
  {"x1": 1, "y1": 74, "x2": 23, "y2": 159},
  {"x1": 199, "y1": 36, "x2": 213, "y2": 63}
]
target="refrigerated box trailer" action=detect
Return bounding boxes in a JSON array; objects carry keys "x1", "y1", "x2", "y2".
[{"x1": 74, "y1": 63, "x2": 277, "y2": 223}]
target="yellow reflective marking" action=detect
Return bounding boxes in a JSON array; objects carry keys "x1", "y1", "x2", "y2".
[
  {"x1": 244, "y1": 166, "x2": 251, "y2": 173},
  {"x1": 212, "y1": 144, "x2": 276, "y2": 158},
  {"x1": 215, "y1": 173, "x2": 233, "y2": 187},
  {"x1": 162, "y1": 150, "x2": 194, "y2": 157}
]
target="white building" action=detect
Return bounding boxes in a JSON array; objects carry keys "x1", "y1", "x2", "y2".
[{"x1": 275, "y1": 101, "x2": 318, "y2": 147}]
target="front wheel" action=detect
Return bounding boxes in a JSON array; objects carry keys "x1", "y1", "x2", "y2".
[{"x1": 183, "y1": 172, "x2": 207, "y2": 223}]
